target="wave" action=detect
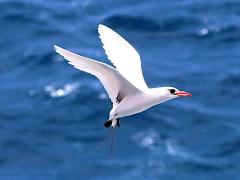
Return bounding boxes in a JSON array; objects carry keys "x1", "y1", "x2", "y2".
[
  {"x1": 210, "y1": 138, "x2": 240, "y2": 158},
  {"x1": 131, "y1": 128, "x2": 193, "y2": 159},
  {"x1": 43, "y1": 83, "x2": 79, "y2": 98},
  {"x1": 102, "y1": 14, "x2": 240, "y2": 44},
  {"x1": 220, "y1": 72, "x2": 240, "y2": 86},
  {"x1": 102, "y1": 14, "x2": 199, "y2": 32},
  {"x1": 195, "y1": 25, "x2": 240, "y2": 42}
]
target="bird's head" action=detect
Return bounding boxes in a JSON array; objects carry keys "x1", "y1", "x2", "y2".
[
  {"x1": 152, "y1": 87, "x2": 192, "y2": 102},
  {"x1": 161, "y1": 86, "x2": 192, "y2": 99}
]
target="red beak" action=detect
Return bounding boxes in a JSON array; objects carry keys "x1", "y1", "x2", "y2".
[{"x1": 175, "y1": 91, "x2": 192, "y2": 97}]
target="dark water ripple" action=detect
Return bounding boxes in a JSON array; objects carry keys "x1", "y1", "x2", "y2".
[
  {"x1": 0, "y1": 0, "x2": 240, "y2": 179},
  {"x1": 102, "y1": 15, "x2": 200, "y2": 32}
]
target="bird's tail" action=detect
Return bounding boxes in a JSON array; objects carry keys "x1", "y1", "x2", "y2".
[{"x1": 104, "y1": 118, "x2": 120, "y2": 128}]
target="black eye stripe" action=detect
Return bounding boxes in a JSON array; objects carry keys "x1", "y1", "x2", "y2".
[{"x1": 169, "y1": 89, "x2": 176, "y2": 94}]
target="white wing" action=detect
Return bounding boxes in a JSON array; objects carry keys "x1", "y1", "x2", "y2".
[
  {"x1": 98, "y1": 24, "x2": 149, "y2": 92},
  {"x1": 54, "y1": 45, "x2": 140, "y2": 106}
]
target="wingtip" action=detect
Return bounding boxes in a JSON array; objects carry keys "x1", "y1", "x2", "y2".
[
  {"x1": 98, "y1": 24, "x2": 103, "y2": 33},
  {"x1": 98, "y1": 24, "x2": 109, "y2": 32},
  {"x1": 53, "y1": 44, "x2": 59, "y2": 52},
  {"x1": 98, "y1": 24, "x2": 112, "y2": 40},
  {"x1": 53, "y1": 45, "x2": 65, "y2": 54},
  {"x1": 98, "y1": 24, "x2": 104, "y2": 29}
]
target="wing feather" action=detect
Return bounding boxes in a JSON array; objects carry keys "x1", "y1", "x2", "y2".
[
  {"x1": 54, "y1": 45, "x2": 139, "y2": 106},
  {"x1": 98, "y1": 24, "x2": 149, "y2": 92}
]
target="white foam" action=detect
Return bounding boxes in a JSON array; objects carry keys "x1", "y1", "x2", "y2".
[
  {"x1": 131, "y1": 129, "x2": 159, "y2": 150},
  {"x1": 198, "y1": 28, "x2": 209, "y2": 36},
  {"x1": 98, "y1": 93, "x2": 108, "y2": 100},
  {"x1": 44, "y1": 83, "x2": 79, "y2": 98},
  {"x1": 165, "y1": 138, "x2": 190, "y2": 159}
]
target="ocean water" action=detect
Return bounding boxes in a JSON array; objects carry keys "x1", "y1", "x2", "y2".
[{"x1": 0, "y1": 0, "x2": 240, "y2": 179}]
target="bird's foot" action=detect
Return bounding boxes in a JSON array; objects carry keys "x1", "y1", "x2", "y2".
[{"x1": 104, "y1": 118, "x2": 120, "y2": 128}]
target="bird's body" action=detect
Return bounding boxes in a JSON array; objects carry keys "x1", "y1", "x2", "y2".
[
  {"x1": 54, "y1": 24, "x2": 191, "y2": 128},
  {"x1": 110, "y1": 88, "x2": 175, "y2": 119}
]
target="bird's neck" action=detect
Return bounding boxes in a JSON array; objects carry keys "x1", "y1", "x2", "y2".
[{"x1": 147, "y1": 88, "x2": 174, "y2": 104}]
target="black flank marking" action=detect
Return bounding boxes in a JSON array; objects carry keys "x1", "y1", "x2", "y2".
[{"x1": 104, "y1": 120, "x2": 112, "y2": 128}]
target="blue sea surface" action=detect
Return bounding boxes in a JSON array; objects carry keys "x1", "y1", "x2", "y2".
[{"x1": 0, "y1": 0, "x2": 240, "y2": 179}]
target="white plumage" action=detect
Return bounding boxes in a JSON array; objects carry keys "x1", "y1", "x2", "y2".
[
  {"x1": 54, "y1": 24, "x2": 191, "y2": 128},
  {"x1": 54, "y1": 45, "x2": 139, "y2": 107},
  {"x1": 98, "y1": 24, "x2": 148, "y2": 92}
]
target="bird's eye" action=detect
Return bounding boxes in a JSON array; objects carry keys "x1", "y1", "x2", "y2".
[{"x1": 169, "y1": 89, "x2": 176, "y2": 94}]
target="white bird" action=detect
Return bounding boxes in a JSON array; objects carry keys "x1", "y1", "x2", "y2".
[{"x1": 54, "y1": 24, "x2": 192, "y2": 128}]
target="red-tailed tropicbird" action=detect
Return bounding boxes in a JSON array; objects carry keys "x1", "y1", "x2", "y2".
[{"x1": 54, "y1": 24, "x2": 192, "y2": 128}]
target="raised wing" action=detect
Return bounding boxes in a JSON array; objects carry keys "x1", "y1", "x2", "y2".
[
  {"x1": 98, "y1": 24, "x2": 149, "y2": 92},
  {"x1": 54, "y1": 45, "x2": 140, "y2": 106}
]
